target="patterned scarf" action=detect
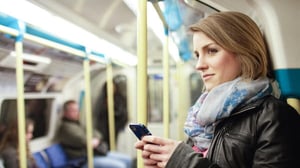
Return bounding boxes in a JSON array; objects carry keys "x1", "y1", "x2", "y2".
[{"x1": 184, "y1": 77, "x2": 279, "y2": 151}]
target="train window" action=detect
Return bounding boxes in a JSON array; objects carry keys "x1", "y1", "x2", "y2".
[
  {"x1": 0, "y1": 98, "x2": 53, "y2": 139},
  {"x1": 148, "y1": 74, "x2": 163, "y2": 122},
  {"x1": 189, "y1": 72, "x2": 203, "y2": 105}
]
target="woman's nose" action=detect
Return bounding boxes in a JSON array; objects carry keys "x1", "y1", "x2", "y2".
[{"x1": 195, "y1": 56, "x2": 207, "y2": 71}]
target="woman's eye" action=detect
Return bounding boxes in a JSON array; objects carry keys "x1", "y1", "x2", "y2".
[
  {"x1": 194, "y1": 52, "x2": 199, "y2": 59},
  {"x1": 207, "y1": 48, "x2": 218, "y2": 55}
]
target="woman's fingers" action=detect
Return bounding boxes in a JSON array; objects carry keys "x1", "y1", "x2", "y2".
[
  {"x1": 142, "y1": 150, "x2": 160, "y2": 167},
  {"x1": 143, "y1": 136, "x2": 181, "y2": 154},
  {"x1": 141, "y1": 150, "x2": 152, "y2": 159},
  {"x1": 136, "y1": 136, "x2": 182, "y2": 168},
  {"x1": 157, "y1": 161, "x2": 167, "y2": 168},
  {"x1": 144, "y1": 165, "x2": 160, "y2": 168},
  {"x1": 135, "y1": 140, "x2": 145, "y2": 150},
  {"x1": 143, "y1": 158, "x2": 158, "y2": 165},
  {"x1": 142, "y1": 135, "x2": 166, "y2": 145}
]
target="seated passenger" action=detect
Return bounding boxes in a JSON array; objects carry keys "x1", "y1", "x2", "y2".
[
  {"x1": 56, "y1": 100, "x2": 132, "y2": 168},
  {"x1": 0, "y1": 118, "x2": 38, "y2": 168}
]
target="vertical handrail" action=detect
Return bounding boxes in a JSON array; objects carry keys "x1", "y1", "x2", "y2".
[
  {"x1": 137, "y1": 0, "x2": 148, "y2": 167},
  {"x1": 15, "y1": 21, "x2": 27, "y2": 168},
  {"x1": 106, "y1": 60, "x2": 116, "y2": 150},
  {"x1": 150, "y1": 0, "x2": 171, "y2": 139},
  {"x1": 163, "y1": 29, "x2": 170, "y2": 138},
  {"x1": 176, "y1": 62, "x2": 186, "y2": 140},
  {"x1": 287, "y1": 98, "x2": 300, "y2": 114},
  {"x1": 83, "y1": 50, "x2": 94, "y2": 168}
]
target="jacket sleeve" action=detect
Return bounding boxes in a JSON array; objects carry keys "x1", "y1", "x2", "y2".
[
  {"x1": 253, "y1": 98, "x2": 300, "y2": 167},
  {"x1": 93, "y1": 128, "x2": 102, "y2": 140},
  {"x1": 166, "y1": 142, "x2": 220, "y2": 168},
  {"x1": 1, "y1": 147, "x2": 18, "y2": 168}
]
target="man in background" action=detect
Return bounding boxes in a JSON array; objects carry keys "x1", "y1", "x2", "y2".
[{"x1": 56, "y1": 100, "x2": 132, "y2": 168}]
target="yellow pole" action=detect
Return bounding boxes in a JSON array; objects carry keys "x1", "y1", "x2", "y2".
[
  {"x1": 106, "y1": 60, "x2": 116, "y2": 150},
  {"x1": 0, "y1": 25, "x2": 19, "y2": 36},
  {"x1": 0, "y1": 26, "x2": 106, "y2": 63},
  {"x1": 151, "y1": 1, "x2": 168, "y2": 29},
  {"x1": 15, "y1": 22, "x2": 27, "y2": 168},
  {"x1": 137, "y1": 0, "x2": 148, "y2": 167},
  {"x1": 287, "y1": 98, "x2": 300, "y2": 114},
  {"x1": 163, "y1": 29, "x2": 170, "y2": 138},
  {"x1": 25, "y1": 34, "x2": 85, "y2": 57},
  {"x1": 83, "y1": 51, "x2": 94, "y2": 168},
  {"x1": 150, "y1": 0, "x2": 170, "y2": 139},
  {"x1": 177, "y1": 62, "x2": 186, "y2": 140}
]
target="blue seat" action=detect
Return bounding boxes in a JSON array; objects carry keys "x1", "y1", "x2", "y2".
[
  {"x1": 44, "y1": 143, "x2": 86, "y2": 168},
  {"x1": 33, "y1": 151, "x2": 49, "y2": 168}
]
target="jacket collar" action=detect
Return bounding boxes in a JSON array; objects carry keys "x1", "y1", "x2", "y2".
[
  {"x1": 62, "y1": 117, "x2": 80, "y2": 124},
  {"x1": 230, "y1": 95, "x2": 270, "y2": 117}
]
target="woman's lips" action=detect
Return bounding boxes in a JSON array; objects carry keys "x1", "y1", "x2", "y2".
[{"x1": 202, "y1": 74, "x2": 214, "y2": 81}]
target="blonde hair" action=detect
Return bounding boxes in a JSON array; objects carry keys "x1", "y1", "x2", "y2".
[{"x1": 189, "y1": 11, "x2": 271, "y2": 80}]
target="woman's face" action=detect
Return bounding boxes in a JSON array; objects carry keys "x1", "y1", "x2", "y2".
[
  {"x1": 193, "y1": 32, "x2": 241, "y2": 91},
  {"x1": 26, "y1": 124, "x2": 34, "y2": 142}
]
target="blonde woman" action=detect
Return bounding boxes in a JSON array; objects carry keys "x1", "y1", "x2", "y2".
[{"x1": 135, "y1": 11, "x2": 300, "y2": 168}]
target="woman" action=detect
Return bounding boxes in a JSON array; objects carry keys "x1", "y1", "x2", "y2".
[
  {"x1": 0, "y1": 119, "x2": 37, "y2": 168},
  {"x1": 135, "y1": 11, "x2": 300, "y2": 168}
]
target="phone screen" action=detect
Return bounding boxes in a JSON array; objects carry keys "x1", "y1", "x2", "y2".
[{"x1": 129, "y1": 123, "x2": 152, "y2": 140}]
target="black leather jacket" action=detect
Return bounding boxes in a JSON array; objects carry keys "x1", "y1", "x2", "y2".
[{"x1": 166, "y1": 96, "x2": 300, "y2": 168}]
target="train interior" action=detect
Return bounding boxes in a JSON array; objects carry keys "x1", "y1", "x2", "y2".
[{"x1": 0, "y1": 0, "x2": 299, "y2": 167}]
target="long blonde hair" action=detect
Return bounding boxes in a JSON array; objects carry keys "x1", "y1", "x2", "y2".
[{"x1": 189, "y1": 11, "x2": 272, "y2": 80}]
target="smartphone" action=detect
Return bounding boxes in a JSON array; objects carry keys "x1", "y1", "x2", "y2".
[{"x1": 129, "y1": 123, "x2": 152, "y2": 140}]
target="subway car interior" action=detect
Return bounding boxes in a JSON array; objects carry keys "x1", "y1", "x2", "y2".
[{"x1": 0, "y1": 0, "x2": 299, "y2": 168}]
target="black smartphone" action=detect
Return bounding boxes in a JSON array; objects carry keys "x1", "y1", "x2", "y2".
[{"x1": 129, "y1": 123, "x2": 152, "y2": 140}]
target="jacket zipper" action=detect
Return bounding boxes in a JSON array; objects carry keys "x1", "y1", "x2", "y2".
[
  {"x1": 207, "y1": 126, "x2": 227, "y2": 163},
  {"x1": 207, "y1": 98, "x2": 265, "y2": 163}
]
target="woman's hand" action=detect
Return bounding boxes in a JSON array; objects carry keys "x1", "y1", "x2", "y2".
[{"x1": 135, "y1": 136, "x2": 182, "y2": 168}]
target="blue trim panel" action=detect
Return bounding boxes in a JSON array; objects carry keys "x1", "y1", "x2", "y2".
[
  {"x1": 91, "y1": 51, "x2": 105, "y2": 58},
  {"x1": 0, "y1": 13, "x2": 105, "y2": 60},
  {"x1": 275, "y1": 69, "x2": 300, "y2": 99},
  {"x1": 16, "y1": 21, "x2": 25, "y2": 42},
  {"x1": 79, "y1": 90, "x2": 85, "y2": 112},
  {"x1": 26, "y1": 26, "x2": 85, "y2": 51},
  {"x1": 0, "y1": 13, "x2": 18, "y2": 27}
]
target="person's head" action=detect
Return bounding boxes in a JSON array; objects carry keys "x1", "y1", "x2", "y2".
[
  {"x1": 102, "y1": 81, "x2": 117, "y2": 97},
  {"x1": 189, "y1": 11, "x2": 269, "y2": 91},
  {"x1": 0, "y1": 118, "x2": 37, "y2": 166},
  {"x1": 63, "y1": 100, "x2": 80, "y2": 121},
  {"x1": 26, "y1": 118, "x2": 34, "y2": 142},
  {"x1": 0, "y1": 118, "x2": 34, "y2": 149}
]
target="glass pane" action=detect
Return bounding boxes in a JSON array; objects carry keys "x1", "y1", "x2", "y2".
[
  {"x1": 0, "y1": 98, "x2": 53, "y2": 139},
  {"x1": 189, "y1": 72, "x2": 203, "y2": 105},
  {"x1": 148, "y1": 74, "x2": 163, "y2": 122}
]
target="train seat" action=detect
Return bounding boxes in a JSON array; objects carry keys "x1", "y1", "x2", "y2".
[
  {"x1": 44, "y1": 143, "x2": 86, "y2": 168},
  {"x1": 33, "y1": 151, "x2": 49, "y2": 168}
]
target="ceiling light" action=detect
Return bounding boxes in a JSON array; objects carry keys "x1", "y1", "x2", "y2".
[{"x1": 0, "y1": 0, "x2": 137, "y2": 66}]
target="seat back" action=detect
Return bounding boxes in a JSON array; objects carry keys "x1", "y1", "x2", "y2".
[
  {"x1": 33, "y1": 151, "x2": 49, "y2": 168},
  {"x1": 44, "y1": 143, "x2": 68, "y2": 168}
]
